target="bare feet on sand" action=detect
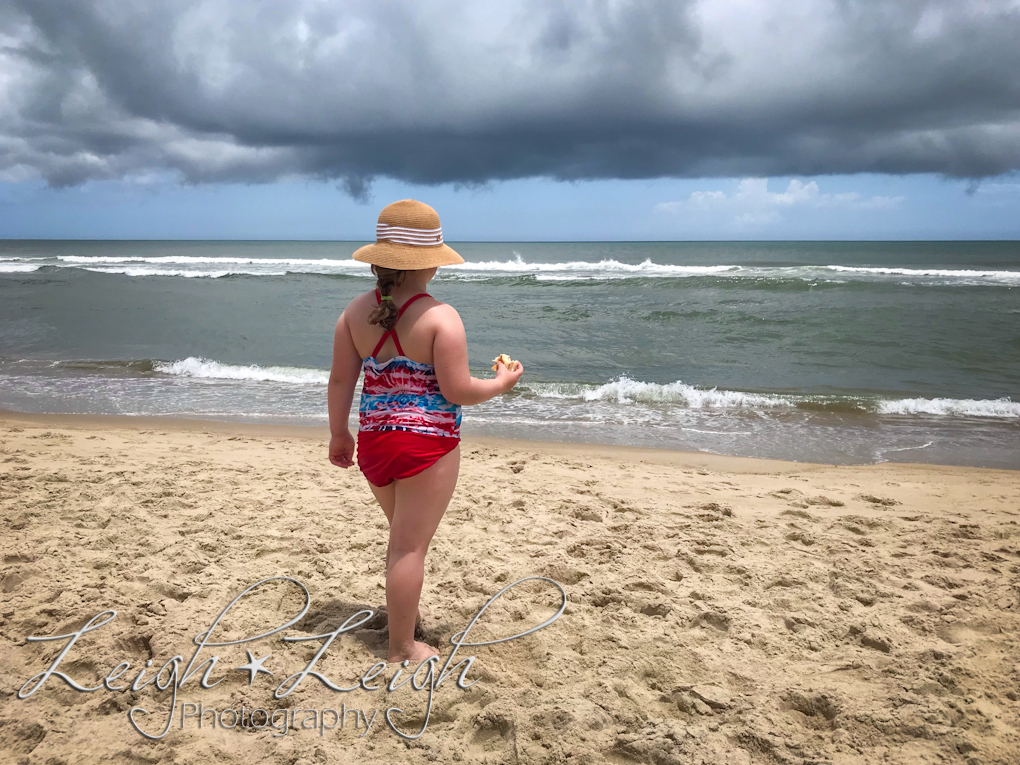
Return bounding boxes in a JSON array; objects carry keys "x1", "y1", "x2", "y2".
[{"x1": 387, "y1": 640, "x2": 440, "y2": 664}]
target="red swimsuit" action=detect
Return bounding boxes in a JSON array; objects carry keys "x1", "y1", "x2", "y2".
[{"x1": 356, "y1": 290, "x2": 462, "y2": 487}]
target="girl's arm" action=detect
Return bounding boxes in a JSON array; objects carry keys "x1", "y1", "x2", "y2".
[
  {"x1": 328, "y1": 310, "x2": 362, "y2": 467},
  {"x1": 432, "y1": 304, "x2": 524, "y2": 406}
]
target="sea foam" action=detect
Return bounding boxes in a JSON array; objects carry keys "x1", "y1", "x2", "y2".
[
  {"x1": 82, "y1": 267, "x2": 288, "y2": 278},
  {"x1": 154, "y1": 357, "x2": 329, "y2": 384},
  {"x1": 1, "y1": 253, "x2": 1014, "y2": 285},
  {"x1": 43, "y1": 356, "x2": 1020, "y2": 421},
  {"x1": 877, "y1": 396, "x2": 1020, "y2": 418},
  {"x1": 826, "y1": 265, "x2": 1020, "y2": 284},
  {"x1": 447, "y1": 253, "x2": 737, "y2": 276},
  {"x1": 528, "y1": 377, "x2": 793, "y2": 408}
]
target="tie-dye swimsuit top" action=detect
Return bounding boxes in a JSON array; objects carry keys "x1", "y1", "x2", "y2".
[{"x1": 359, "y1": 290, "x2": 462, "y2": 439}]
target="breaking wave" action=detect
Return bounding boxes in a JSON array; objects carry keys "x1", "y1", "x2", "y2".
[
  {"x1": 153, "y1": 357, "x2": 329, "y2": 385},
  {"x1": 146, "y1": 359, "x2": 1019, "y2": 419},
  {"x1": 1, "y1": 252, "x2": 1015, "y2": 284}
]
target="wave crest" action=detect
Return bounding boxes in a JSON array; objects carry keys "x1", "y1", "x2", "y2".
[
  {"x1": 153, "y1": 357, "x2": 329, "y2": 384},
  {"x1": 528, "y1": 378, "x2": 792, "y2": 408},
  {"x1": 3, "y1": 252, "x2": 1017, "y2": 285},
  {"x1": 447, "y1": 253, "x2": 737, "y2": 277},
  {"x1": 878, "y1": 396, "x2": 1020, "y2": 418},
  {"x1": 20, "y1": 355, "x2": 1020, "y2": 421},
  {"x1": 526, "y1": 377, "x2": 1018, "y2": 418}
]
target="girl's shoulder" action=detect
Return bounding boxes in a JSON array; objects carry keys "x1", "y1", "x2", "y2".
[
  {"x1": 342, "y1": 290, "x2": 376, "y2": 317},
  {"x1": 343, "y1": 290, "x2": 457, "y2": 319},
  {"x1": 421, "y1": 296, "x2": 459, "y2": 317},
  {"x1": 398, "y1": 292, "x2": 454, "y2": 317},
  {"x1": 423, "y1": 301, "x2": 464, "y2": 336}
]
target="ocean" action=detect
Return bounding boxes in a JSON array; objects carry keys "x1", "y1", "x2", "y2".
[{"x1": 1, "y1": 240, "x2": 1018, "y2": 468}]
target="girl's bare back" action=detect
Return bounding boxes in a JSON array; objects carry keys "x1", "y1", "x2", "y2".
[{"x1": 345, "y1": 288, "x2": 445, "y2": 365}]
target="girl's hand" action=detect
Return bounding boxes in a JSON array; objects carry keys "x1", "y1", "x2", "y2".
[
  {"x1": 329, "y1": 431, "x2": 355, "y2": 468},
  {"x1": 495, "y1": 359, "x2": 524, "y2": 393}
]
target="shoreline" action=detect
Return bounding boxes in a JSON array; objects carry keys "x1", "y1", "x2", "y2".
[{"x1": 2, "y1": 407, "x2": 1014, "y2": 476}]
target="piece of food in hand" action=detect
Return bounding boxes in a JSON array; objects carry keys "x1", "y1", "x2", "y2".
[{"x1": 491, "y1": 353, "x2": 519, "y2": 372}]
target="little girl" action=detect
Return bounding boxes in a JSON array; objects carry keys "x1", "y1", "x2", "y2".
[{"x1": 327, "y1": 199, "x2": 524, "y2": 664}]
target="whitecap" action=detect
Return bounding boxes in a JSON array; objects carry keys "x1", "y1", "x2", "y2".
[{"x1": 154, "y1": 357, "x2": 329, "y2": 384}]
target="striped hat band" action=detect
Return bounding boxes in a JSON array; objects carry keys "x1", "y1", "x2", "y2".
[{"x1": 376, "y1": 223, "x2": 444, "y2": 246}]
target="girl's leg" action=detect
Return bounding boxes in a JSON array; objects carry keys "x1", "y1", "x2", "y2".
[
  {"x1": 367, "y1": 480, "x2": 423, "y2": 626},
  {"x1": 385, "y1": 444, "x2": 460, "y2": 663},
  {"x1": 368, "y1": 481, "x2": 396, "y2": 525},
  {"x1": 368, "y1": 480, "x2": 396, "y2": 567}
]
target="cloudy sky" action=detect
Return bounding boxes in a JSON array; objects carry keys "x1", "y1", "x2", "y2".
[{"x1": 2, "y1": 0, "x2": 1019, "y2": 240}]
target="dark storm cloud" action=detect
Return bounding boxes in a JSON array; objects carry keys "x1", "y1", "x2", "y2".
[{"x1": 1, "y1": 0, "x2": 1019, "y2": 193}]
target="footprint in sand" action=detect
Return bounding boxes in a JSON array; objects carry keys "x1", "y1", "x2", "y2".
[
  {"x1": 587, "y1": 587, "x2": 625, "y2": 608},
  {"x1": 805, "y1": 495, "x2": 845, "y2": 507},
  {"x1": 769, "y1": 487, "x2": 804, "y2": 500},
  {"x1": 781, "y1": 508, "x2": 818, "y2": 521},
  {"x1": 640, "y1": 602, "x2": 673, "y2": 617},
  {"x1": 766, "y1": 576, "x2": 806, "y2": 589},
  {"x1": 860, "y1": 634, "x2": 893, "y2": 653},
  {"x1": 856, "y1": 493, "x2": 900, "y2": 506},
  {"x1": 782, "y1": 691, "x2": 842, "y2": 730},
  {"x1": 785, "y1": 530, "x2": 817, "y2": 546},
  {"x1": 541, "y1": 562, "x2": 590, "y2": 585},
  {"x1": 695, "y1": 502, "x2": 734, "y2": 520},
  {"x1": 920, "y1": 573, "x2": 966, "y2": 590},
  {"x1": 783, "y1": 615, "x2": 817, "y2": 633},
  {"x1": 693, "y1": 611, "x2": 731, "y2": 632},
  {"x1": 951, "y1": 524, "x2": 982, "y2": 539},
  {"x1": 571, "y1": 505, "x2": 604, "y2": 522}
]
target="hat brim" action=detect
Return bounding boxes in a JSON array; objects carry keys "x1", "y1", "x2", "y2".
[{"x1": 352, "y1": 241, "x2": 464, "y2": 269}]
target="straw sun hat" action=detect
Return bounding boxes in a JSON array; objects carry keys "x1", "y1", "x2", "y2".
[{"x1": 352, "y1": 199, "x2": 464, "y2": 269}]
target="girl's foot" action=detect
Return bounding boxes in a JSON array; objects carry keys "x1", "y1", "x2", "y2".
[{"x1": 388, "y1": 640, "x2": 440, "y2": 664}]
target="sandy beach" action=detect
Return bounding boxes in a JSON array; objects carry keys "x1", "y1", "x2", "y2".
[{"x1": 2, "y1": 411, "x2": 1019, "y2": 765}]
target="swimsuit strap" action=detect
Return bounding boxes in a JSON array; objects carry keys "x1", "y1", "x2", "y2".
[
  {"x1": 370, "y1": 289, "x2": 431, "y2": 358},
  {"x1": 395, "y1": 291, "x2": 430, "y2": 319}
]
